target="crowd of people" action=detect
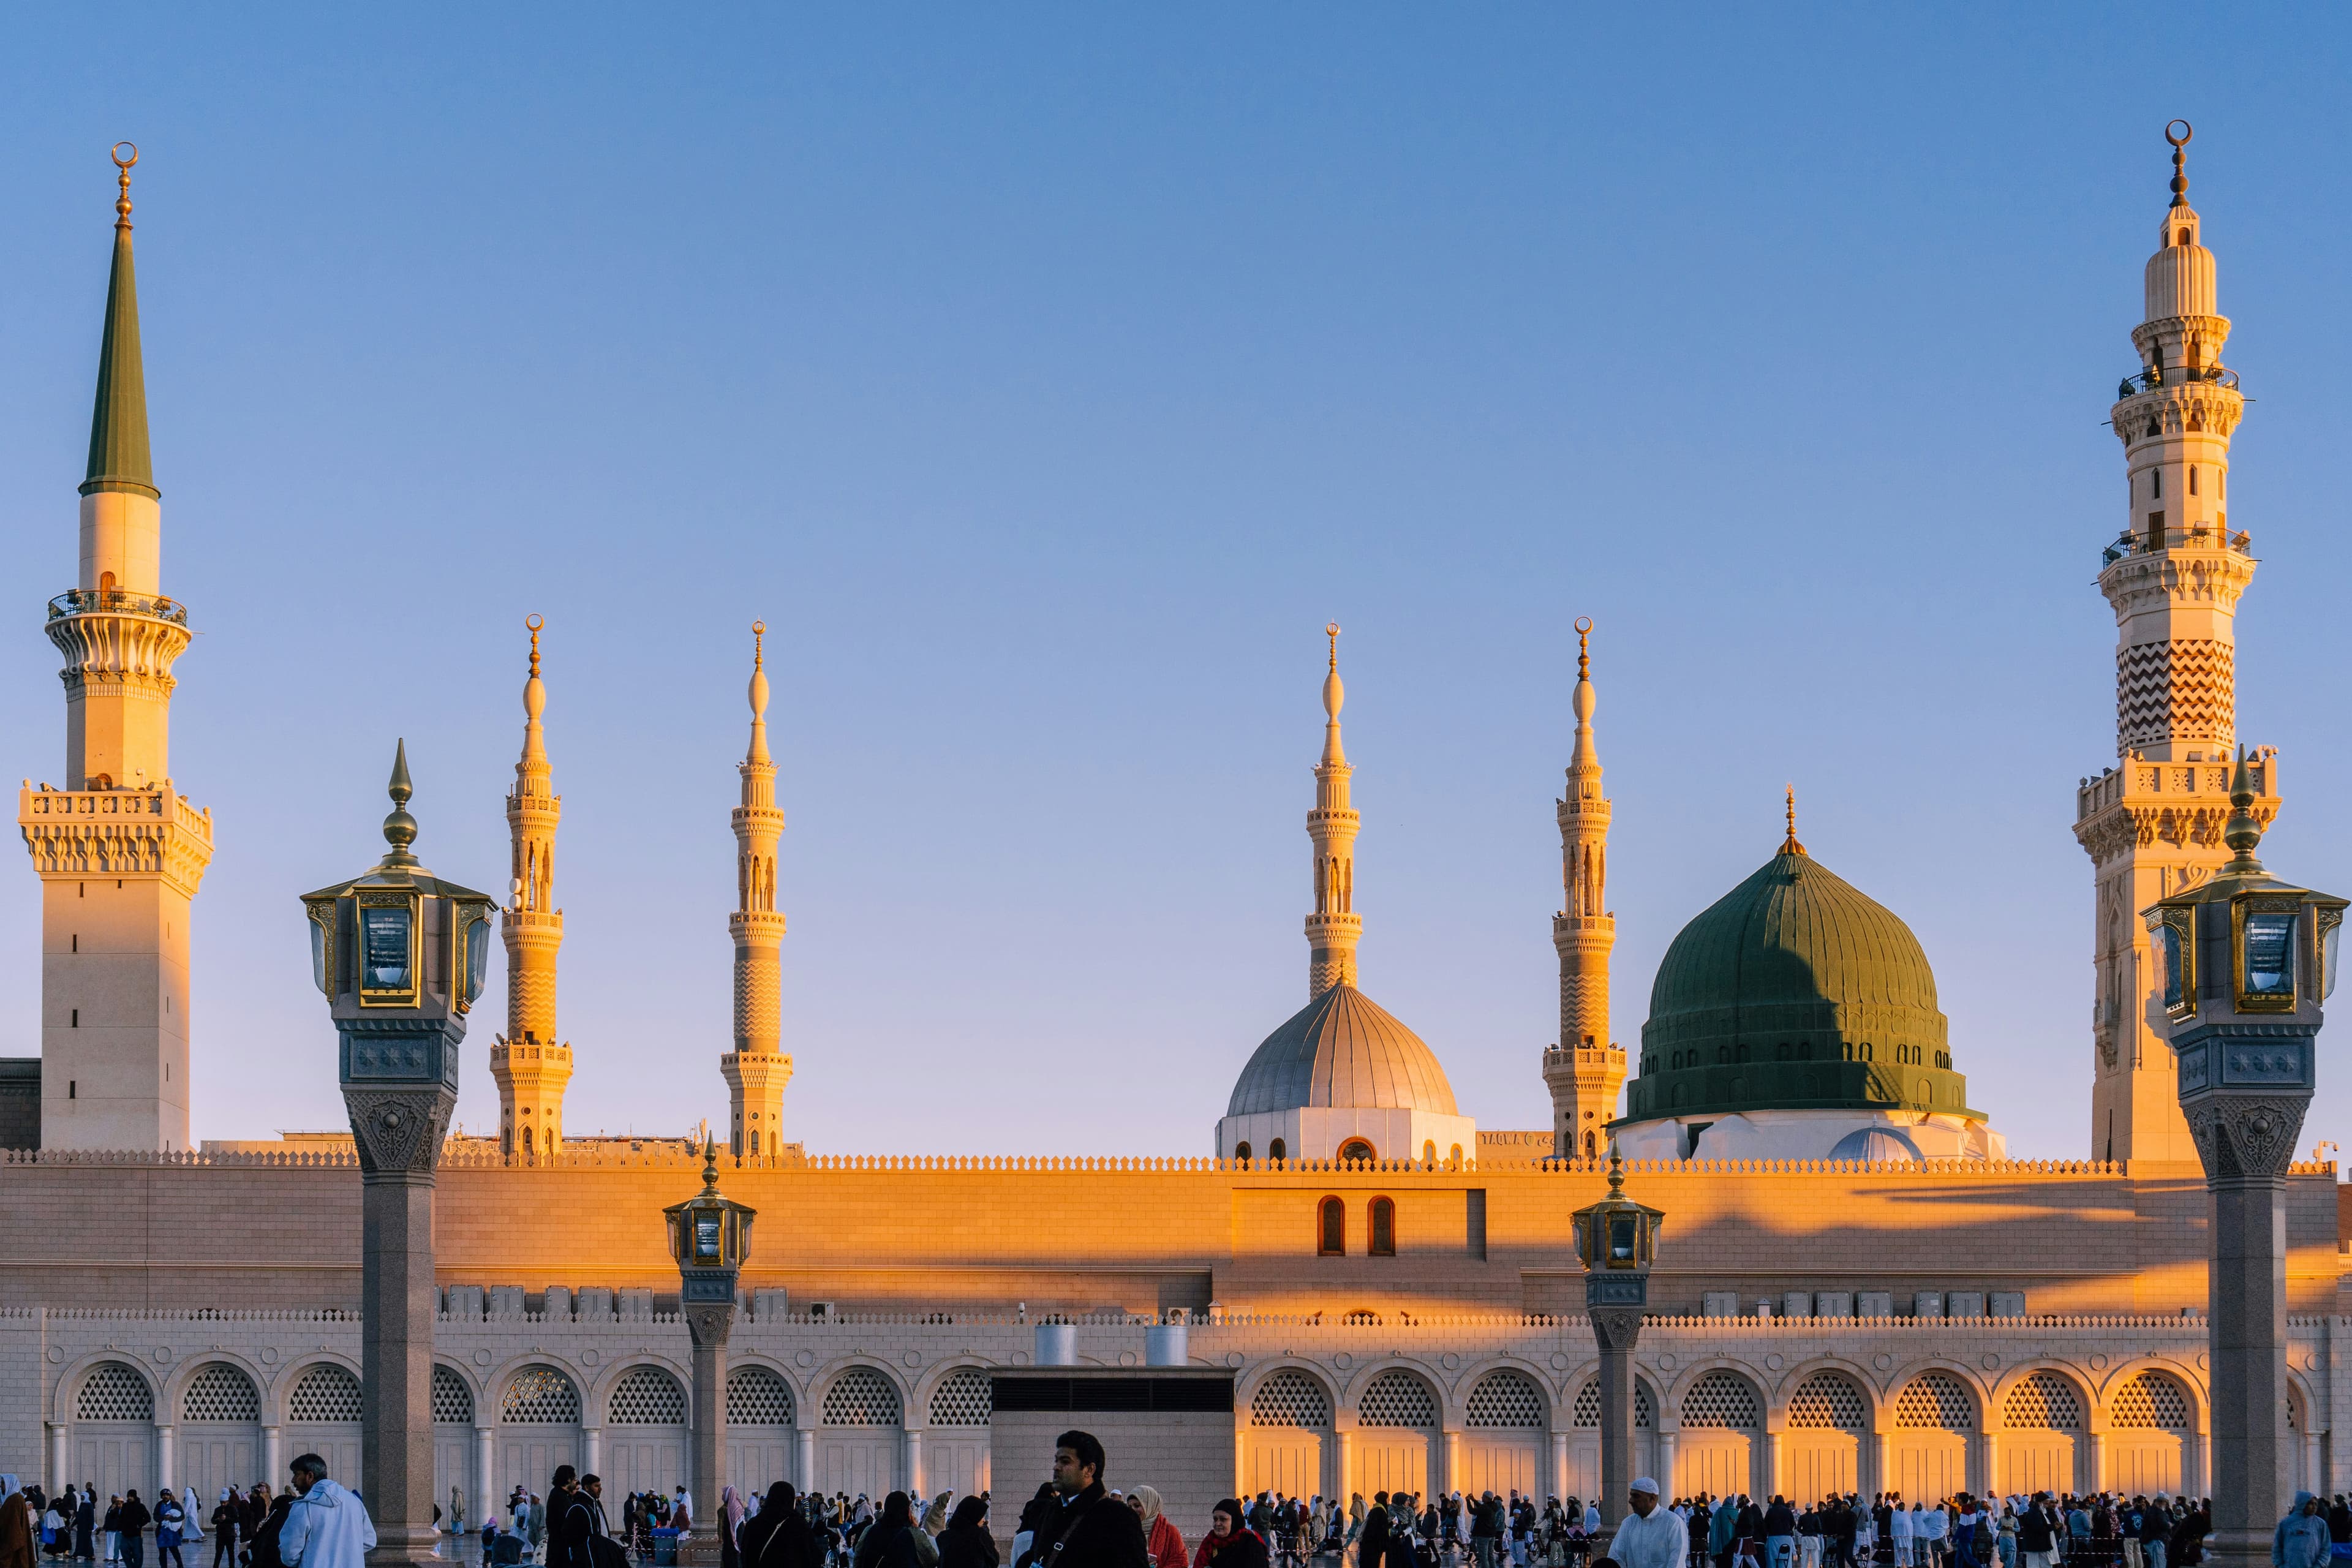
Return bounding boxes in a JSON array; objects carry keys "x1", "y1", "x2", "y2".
[
  {"x1": 7, "y1": 1450, "x2": 2350, "y2": 1568},
  {"x1": 0, "y1": 1455, "x2": 371, "y2": 1568}
]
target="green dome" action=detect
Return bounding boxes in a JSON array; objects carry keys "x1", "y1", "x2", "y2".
[{"x1": 1621, "y1": 845, "x2": 1980, "y2": 1126}]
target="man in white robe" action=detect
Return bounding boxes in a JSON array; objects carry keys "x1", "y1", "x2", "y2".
[
  {"x1": 276, "y1": 1457, "x2": 375, "y2": 1568},
  {"x1": 1611, "y1": 1480, "x2": 1686, "y2": 1568}
]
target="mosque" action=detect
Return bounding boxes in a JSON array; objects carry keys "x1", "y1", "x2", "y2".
[{"x1": 1, "y1": 133, "x2": 2343, "y2": 1533}]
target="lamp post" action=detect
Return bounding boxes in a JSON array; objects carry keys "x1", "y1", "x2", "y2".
[
  {"x1": 301, "y1": 744, "x2": 496, "y2": 1567},
  {"x1": 2146, "y1": 750, "x2": 2344, "y2": 1568},
  {"x1": 1572, "y1": 1144, "x2": 1663, "y2": 1535},
  {"x1": 665, "y1": 1137, "x2": 755, "y2": 1564}
]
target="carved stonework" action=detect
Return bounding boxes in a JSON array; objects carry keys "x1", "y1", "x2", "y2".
[
  {"x1": 344, "y1": 1087, "x2": 458, "y2": 1175},
  {"x1": 1589, "y1": 1306, "x2": 1644, "y2": 1352},
  {"x1": 2185, "y1": 1095, "x2": 2309, "y2": 1181},
  {"x1": 687, "y1": 1306, "x2": 734, "y2": 1349}
]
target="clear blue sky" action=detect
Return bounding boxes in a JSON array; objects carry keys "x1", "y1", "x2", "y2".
[{"x1": 3, "y1": 7, "x2": 2350, "y2": 1159}]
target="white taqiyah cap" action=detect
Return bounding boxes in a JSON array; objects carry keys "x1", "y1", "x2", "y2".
[{"x1": 1630, "y1": 1478, "x2": 1660, "y2": 1495}]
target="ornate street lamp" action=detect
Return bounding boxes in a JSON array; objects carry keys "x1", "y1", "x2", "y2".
[
  {"x1": 1572, "y1": 1143, "x2": 1663, "y2": 1533},
  {"x1": 2146, "y1": 749, "x2": 2344, "y2": 1567},
  {"x1": 666, "y1": 1137, "x2": 756, "y2": 1561},
  {"x1": 301, "y1": 742, "x2": 495, "y2": 1568}
]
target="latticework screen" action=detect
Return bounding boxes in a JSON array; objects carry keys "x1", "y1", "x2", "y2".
[
  {"x1": 1464, "y1": 1371, "x2": 1544, "y2": 1428},
  {"x1": 433, "y1": 1365, "x2": 475, "y2": 1425},
  {"x1": 1357, "y1": 1370, "x2": 1438, "y2": 1428},
  {"x1": 1251, "y1": 1370, "x2": 1333, "y2": 1429},
  {"x1": 2003, "y1": 1372, "x2": 2082, "y2": 1430},
  {"x1": 1893, "y1": 1371, "x2": 1975, "y2": 1430},
  {"x1": 728, "y1": 1366, "x2": 796, "y2": 1427},
  {"x1": 1571, "y1": 1380, "x2": 1654, "y2": 1429},
  {"x1": 288, "y1": 1365, "x2": 364, "y2": 1423},
  {"x1": 1681, "y1": 1371, "x2": 1760, "y2": 1430},
  {"x1": 502, "y1": 1365, "x2": 582, "y2": 1425},
  {"x1": 77, "y1": 1363, "x2": 154, "y2": 1422},
  {"x1": 2109, "y1": 1373, "x2": 2190, "y2": 1430},
  {"x1": 822, "y1": 1366, "x2": 902, "y2": 1427},
  {"x1": 1787, "y1": 1373, "x2": 1868, "y2": 1430},
  {"x1": 928, "y1": 1368, "x2": 992, "y2": 1428},
  {"x1": 182, "y1": 1363, "x2": 260, "y2": 1423},
  {"x1": 609, "y1": 1366, "x2": 687, "y2": 1425}
]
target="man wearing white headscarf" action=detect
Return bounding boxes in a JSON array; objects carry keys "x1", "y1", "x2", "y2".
[{"x1": 1611, "y1": 1481, "x2": 1685, "y2": 1568}]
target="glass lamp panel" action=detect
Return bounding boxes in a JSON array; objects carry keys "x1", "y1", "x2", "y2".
[
  {"x1": 309, "y1": 917, "x2": 328, "y2": 996},
  {"x1": 360, "y1": 905, "x2": 412, "y2": 988},
  {"x1": 1608, "y1": 1216, "x2": 1635, "y2": 1263},
  {"x1": 2325, "y1": 920, "x2": 2342, "y2": 1001},
  {"x1": 695, "y1": 1214, "x2": 722, "y2": 1262},
  {"x1": 2244, "y1": 911, "x2": 2297, "y2": 998},
  {"x1": 2157, "y1": 922, "x2": 2185, "y2": 1012},
  {"x1": 466, "y1": 915, "x2": 491, "y2": 1004}
]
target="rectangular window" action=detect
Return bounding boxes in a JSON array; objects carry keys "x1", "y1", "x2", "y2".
[
  {"x1": 70, "y1": 935, "x2": 76, "y2": 952},
  {"x1": 67, "y1": 1081, "x2": 75, "y2": 1100},
  {"x1": 2147, "y1": 511, "x2": 2166, "y2": 547},
  {"x1": 70, "y1": 1009, "x2": 77, "y2": 1028},
  {"x1": 1466, "y1": 1188, "x2": 1488, "y2": 1260},
  {"x1": 1317, "y1": 1197, "x2": 1346, "y2": 1256}
]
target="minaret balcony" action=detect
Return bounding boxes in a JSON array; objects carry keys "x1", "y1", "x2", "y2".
[
  {"x1": 2100, "y1": 524, "x2": 2251, "y2": 568},
  {"x1": 2116, "y1": 364, "x2": 2238, "y2": 398},
  {"x1": 47, "y1": 588, "x2": 188, "y2": 627}
]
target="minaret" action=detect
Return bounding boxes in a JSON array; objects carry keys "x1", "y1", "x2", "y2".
[
  {"x1": 722, "y1": 621, "x2": 792, "y2": 1156},
  {"x1": 2074, "y1": 122, "x2": 2279, "y2": 1164},
  {"x1": 18, "y1": 145, "x2": 214, "y2": 1152},
  {"x1": 1305, "y1": 622, "x2": 1362, "y2": 997},
  {"x1": 1544, "y1": 618, "x2": 1623, "y2": 1161},
  {"x1": 492, "y1": 615, "x2": 571, "y2": 1158}
]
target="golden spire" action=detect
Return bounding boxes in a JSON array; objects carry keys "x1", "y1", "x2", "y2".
[
  {"x1": 527, "y1": 612, "x2": 543, "y2": 678},
  {"x1": 1779, "y1": 785, "x2": 1807, "y2": 857},
  {"x1": 112, "y1": 141, "x2": 136, "y2": 229},
  {"x1": 745, "y1": 620, "x2": 772, "y2": 768},
  {"x1": 1319, "y1": 620, "x2": 1346, "y2": 768},
  {"x1": 1576, "y1": 616, "x2": 1591, "y2": 682},
  {"x1": 2220, "y1": 744, "x2": 2267, "y2": 875},
  {"x1": 2166, "y1": 119, "x2": 2192, "y2": 209}
]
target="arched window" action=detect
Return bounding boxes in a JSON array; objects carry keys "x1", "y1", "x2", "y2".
[
  {"x1": 1235, "y1": 1142, "x2": 1252, "y2": 1163},
  {"x1": 1422, "y1": 1140, "x2": 1436, "y2": 1164},
  {"x1": 1338, "y1": 1138, "x2": 1374, "y2": 1164},
  {"x1": 1368, "y1": 1196, "x2": 1396, "y2": 1257},
  {"x1": 2190, "y1": 466, "x2": 2199, "y2": 496},
  {"x1": 1317, "y1": 1197, "x2": 1346, "y2": 1256},
  {"x1": 1448, "y1": 1144, "x2": 1463, "y2": 1166},
  {"x1": 2153, "y1": 468, "x2": 2163, "y2": 499},
  {"x1": 1268, "y1": 1137, "x2": 1287, "y2": 1163},
  {"x1": 1583, "y1": 1130, "x2": 1597, "y2": 1159}
]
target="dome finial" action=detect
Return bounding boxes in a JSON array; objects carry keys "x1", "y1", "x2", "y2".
[
  {"x1": 745, "y1": 620, "x2": 772, "y2": 766},
  {"x1": 380, "y1": 739, "x2": 420, "y2": 867},
  {"x1": 1321, "y1": 622, "x2": 1344, "y2": 720},
  {"x1": 1780, "y1": 784, "x2": 1807, "y2": 857},
  {"x1": 1605, "y1": 1137, "x2": 1624, "y2": 1191},
  {"x1": 2220, "y1": 744, "x2": 2267, "y2": 874},
  {"x1": 2166, "y1": 119, "x2": 2192, "y2": 209},
  {"x1": 111, "y1": 141, "x2": 137, "y2": 229},
  {"x1": 1575, "y1": 616, "x2": 1592, "y2": 682},
  {"x1": 526, "y1": 612, "x2": 543, "y2": 678}
]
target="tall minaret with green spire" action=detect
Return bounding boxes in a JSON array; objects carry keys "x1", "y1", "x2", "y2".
[{"x1": 17, "y1": 145, "x2": 214, "y2": 1151}]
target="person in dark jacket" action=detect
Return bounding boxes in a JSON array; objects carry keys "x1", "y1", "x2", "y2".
[
  {"x1": 115, "y1": 1497, "x2": 151, "y2": 1568},
  {"x1": 1039, "y1": 1434, "x2": 1145, "y2": 1568},
  {"x1": 74, "y1": 1494, "x2": 95, "y2": 1565},
  {"x1": 938, "y1": 1499, "x2": 996, "y2": 1568},
  {"x1": 241, "y1": 1495, "x2": 293, "y2": 1568},
  {"x1": 740, "y1": 1485, "x2": 818, "y2": 1568}
]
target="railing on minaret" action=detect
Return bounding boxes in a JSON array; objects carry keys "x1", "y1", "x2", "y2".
[
  {"x1": 18, "y1": 143, "x2": 215, "y2": 1153},
  {"x1": 722, "y1": 620, "x2": 793, "y2": 1157},
  {"x1": 1305, "y1": 622, "x2": 1362, "y2": 998},
  {"x1": 1544, "y1": 617, "x2": 1623, "y2": 1161},
  {"x1": 2075, "y1": 121, "x2": 2281, "y2": 1165},
  {"x1": 494, "y1": 614, "x2": 571, "y2": 1160}
]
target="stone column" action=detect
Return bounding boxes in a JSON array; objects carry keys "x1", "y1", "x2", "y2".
[
  {"x1": 1980, "y1": 1431, "x2": 2000, "y2": 1499},
  {"x1": 683, "y1": 1300, "x2": 733, "y2": 1567},
  {"x1": 906, "y1": 1428, "x2": 925, "y2": 1498},
  {"x1": 1592, "y1": 1305, "x2": 1643, "y2": 1532},
  {"x1": 1336, "y1": 1428, "x2": 1354, "y2": 1498},
  {"x1": 1764, "y1": 1428, "x2": 1783, "y2": 1499},
  {"x1": 347, "y1": 1084, "x2": 459, "y2": 1568},
  {"x1": 795, "y1": 1427, "x2": 815, "y2": 1493},
  {"x1": 1871, "y1": 1433, "x2": 1889, "y2": 1497},
  {"x1": 582, "y1": 1427, "x2": 603, "y2": 1480},
  {"x1": 2186, "y1": 1093, "x2": 2306, "y2": 1568},
  {"x1": 1442, "y1": 1430, "x2": 1461, "y2": 1495},
  {"x1": 263, "y1": 1427, "x2": 283, "y2": 1486},
  {"x1": 47, "y1": 1423, "x2": 64, "y2": 1493},
  {"x1": 157, "y1": 1424, "x2": 175, "y2": 1494},
  {"x1": 1657, "y1": 1431, "x2": 1677, "y2": 1498},
  {"x1": 2086, "y1": 1431, "x2": 2105, "y2": 1494},
  {"x1": 473, "y1": 1427, "x2": 494, "y2": 1511},
  {"x1": 1551, "y1": 1431, "x2": 1569, "y2": 1500}
]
